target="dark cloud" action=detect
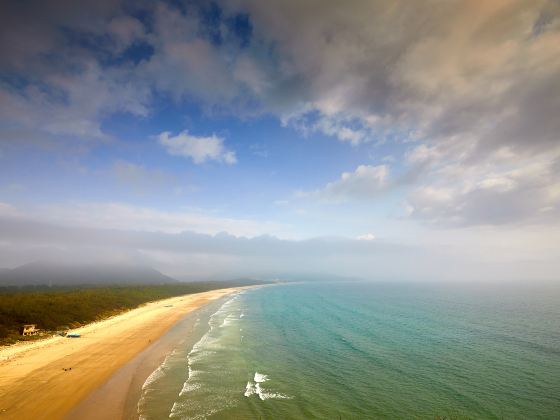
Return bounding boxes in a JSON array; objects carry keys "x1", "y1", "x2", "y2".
[
  {"x1": 0, "y1": 0, "x2": 559, "y2": 228},
  {"x1": 2, "y1": 0, "x2": 558, "y2": 154}
]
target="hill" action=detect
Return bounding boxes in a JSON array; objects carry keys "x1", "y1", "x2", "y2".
[{"x1": 0, "y1": 262, "x2": 176, "y2": 287}]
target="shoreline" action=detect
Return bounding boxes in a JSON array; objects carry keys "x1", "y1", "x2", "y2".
[
  {"x1": 67, "y1": 294, "x2": 229, "y2": 420},
  {"x1": 0, "y1": 287, "x2": 245, "y2": 419}
]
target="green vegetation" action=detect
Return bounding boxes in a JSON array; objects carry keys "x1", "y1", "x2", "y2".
[{"x1": 0, "y1": 280, "x2": 266, "y2": 345}]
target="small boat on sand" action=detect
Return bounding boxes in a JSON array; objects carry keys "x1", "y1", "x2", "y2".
[{"x1": 66, "y1": 333, "x2": 81, "y2": 338}]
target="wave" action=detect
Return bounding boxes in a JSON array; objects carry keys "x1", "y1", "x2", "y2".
[
  {"x1": 169, "y1": 402, "x2": 222, "y2": 420},
  {"x1": 137, "y1": 348, "x2": 183, "y2": 419},
  {"x1": 179, "y1": 381, "x2": 201, "y2": 394},
  {"x1": 176, "y1": 292, "x2": 243, "y2": 403},
  {"x1": 140, "y1": 292, "x2": 242, "y2": 398},
  {"x1": 244, "y1": 381, "x2": 256, "y2": 397},
  {"x1": 141, "y1": 348, "x2": 178, "y2": 391},
  {"x1": 138, "y1": 291, "x2": 245, "y2": 419},
  {"x1": 244, "y1": 372, "x2": 291, "y2": 401},
  {"x1": 257, "y1": 387, "x2": 291, "y2": 401},
  {"x1": 220, "y1": 313, "x2": 238, "y2": 328},
  {"x1": 141, "y1": 363, "x2": 166, "y2": 392},
  {"x1": 254, "y1": 372, "x2": 268, "y2": 383}
]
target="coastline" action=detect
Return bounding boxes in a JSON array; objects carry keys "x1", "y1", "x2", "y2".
[
  {"x1": 0, "y1": 287, "x2": 245, "y2": 420},
  {"x1": 67, "y1": 294, "x2": 229, "y2": 420}
]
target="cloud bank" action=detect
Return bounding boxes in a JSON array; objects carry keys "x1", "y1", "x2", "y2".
[{"x1": 1, "y1": 212, "x2": 557, "y2": 283}]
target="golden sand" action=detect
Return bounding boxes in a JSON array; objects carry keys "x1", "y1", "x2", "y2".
[{"x1": 0, "y1": 287, "x2": 241, "y2": 420}]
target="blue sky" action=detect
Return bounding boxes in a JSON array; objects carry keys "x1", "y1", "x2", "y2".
[{"x1": 0, "y1": 0, "x2": 559, "y2": 281}]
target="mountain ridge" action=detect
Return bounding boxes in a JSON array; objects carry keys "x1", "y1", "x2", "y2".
[{"x1": 0, "y1": 261, "x2": 176, "y2": 286}]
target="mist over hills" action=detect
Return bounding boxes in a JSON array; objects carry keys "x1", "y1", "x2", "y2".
[{"x1": 0, "y1": 261, "x2": 177, "y2": 287}]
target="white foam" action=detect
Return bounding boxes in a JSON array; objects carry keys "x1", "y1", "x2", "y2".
[
  {"x1": 138, "y1": 349, "x2": 180, "y2": 417},
  {"x1": 244, "y1": 372, "x2": 292, "y2": 400},
  {"x1": 140, "y1": 348, "x2": 177, "y2": 391},
  {"x1": 220, "y1": 314, "x2": 238, "y2": 328},
  {"x1": 168, "y1": 401, "x2": 182, "y2": 418},
  {"x1": 180, "y1": 381, "x2": 201, "y2": 394},
  {"x1": 188, "y1": 349, "x2": 215, "y2": 364},
  {"x1": 187, "y1": 366, "x2": 203, "y2": 378},
  {"x1": 142, "y1": 365, "x2": 165, "y2": 391},
  {"x1": 255, "y1": 382, "x2": 264, "y2": 398},
  {"x1": 244, "y1": 381, "x2": 256, "y2": 397},
  {"x1": 175, "y1": 295, "x2": 241, "y2": 401},
  {"x1": 170, "y1": 403, "x2": 221, "y2": 420},
  {"x1": 254, "y1": 372, "x2": 268, "y2": 383},
  {"x1": 179, "y1": 363, "x2": 204, "y2": 396},
  {"x1": 259, "y1": 390, "x2": 291, "y2": 400}
]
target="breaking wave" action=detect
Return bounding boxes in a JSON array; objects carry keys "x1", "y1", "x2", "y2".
[{"x1": 244, "y1": 372, "x2": 291, "y2": 401}]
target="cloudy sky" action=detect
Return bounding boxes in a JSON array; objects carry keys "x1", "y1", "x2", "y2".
[{"x1": 0, "y1": 0, "x2": 559, "y2": 281}]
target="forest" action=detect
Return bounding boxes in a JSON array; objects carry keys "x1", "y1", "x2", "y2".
[{"x1": 0, "y1": 280, "x2": 266, "y2": 345}]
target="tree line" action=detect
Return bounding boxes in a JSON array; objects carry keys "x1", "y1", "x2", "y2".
[{"x1": 0, "y1": 280, "x2": 265, "y2": 345}]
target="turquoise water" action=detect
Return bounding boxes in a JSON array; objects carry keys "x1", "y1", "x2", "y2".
[{"x1": 138, "y1": 282, "x2": 560, "y2": 419}]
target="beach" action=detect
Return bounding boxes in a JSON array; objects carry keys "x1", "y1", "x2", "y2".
[{"x1": 0, "y1": 287, "x2": 242, "y2": 420}]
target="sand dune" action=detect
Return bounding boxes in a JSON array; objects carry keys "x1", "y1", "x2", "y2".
[{"x1": 0, "y1": 287, "x2": 241, "y2": 419}]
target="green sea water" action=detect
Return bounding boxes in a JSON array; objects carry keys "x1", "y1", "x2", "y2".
[{"x1": 137, "y1": 282, "x2": 560, "y2": 419}]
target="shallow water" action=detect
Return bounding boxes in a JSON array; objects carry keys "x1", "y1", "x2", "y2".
[{"x1": 138, "y1": 282, "x2": 560, "y2": 419}]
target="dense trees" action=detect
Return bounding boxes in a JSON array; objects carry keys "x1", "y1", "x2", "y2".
[{"x1": 0, "y1": 280, "x2": 264, "y2": 344}]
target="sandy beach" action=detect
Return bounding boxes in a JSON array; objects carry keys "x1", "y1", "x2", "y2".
[{"x1": 0, "y1": 287, "x2": 242, "y2": 420}]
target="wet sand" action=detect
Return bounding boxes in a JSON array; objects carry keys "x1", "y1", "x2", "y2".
[{"x1": 67, "y1": 295, "x2": 227, "y2": 420}]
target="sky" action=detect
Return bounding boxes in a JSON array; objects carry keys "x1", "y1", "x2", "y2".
[{"x1": 0, "y1": 0, "x2": 559, "y2": 281}]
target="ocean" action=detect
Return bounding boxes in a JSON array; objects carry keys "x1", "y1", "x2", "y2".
[{"x1": 137, "y1": 281, "x2": 560, "y2": 419}]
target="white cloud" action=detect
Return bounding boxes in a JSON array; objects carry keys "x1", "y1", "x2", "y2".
[
  {"x1": 302, "y1": 165, "x2": 389, "y2": 202},
  {"x1": 406, "y1": 154, "x2": 560, "y2": 226},
  {"x1": 313, "y1": 116, "x2": 367, "y2": 145},
  {"x1": 29, "y1": 201, "x2": 285, "y2": 238},
  {"x1": 406, "y1": 144, "x2": 442, "y2": 165},
  {"x1": 357, "y1": 233, "x2": 376, "y2": 241},
  {"x1": 477, "y1": 176, "x2": 517, "y2": 193},
  {"x1": 157, "y1": 130, "x2": 237, "y2": 165}
]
